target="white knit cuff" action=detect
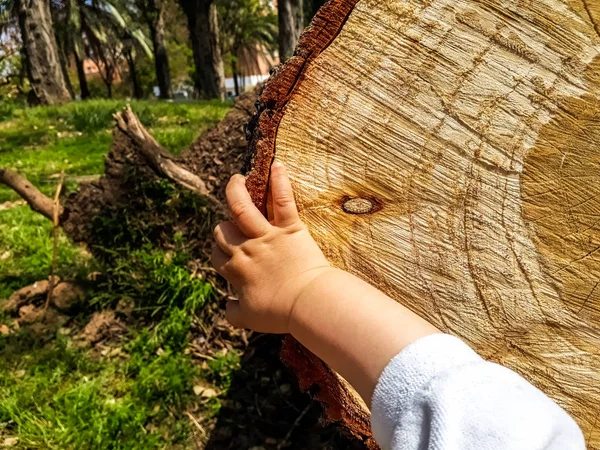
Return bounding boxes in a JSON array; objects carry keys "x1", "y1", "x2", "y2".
[{"x1": 370, "y1": 334, "x2": 481, "y2": 449}]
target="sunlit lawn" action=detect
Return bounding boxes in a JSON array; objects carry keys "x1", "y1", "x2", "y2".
[{"x1": 0, "y1": 98, "x2": 235, "y2": 449}]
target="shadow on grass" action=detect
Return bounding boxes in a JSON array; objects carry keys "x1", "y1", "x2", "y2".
[{"x1": 206, "y1": 334, "x2": 367, "y2": 450}]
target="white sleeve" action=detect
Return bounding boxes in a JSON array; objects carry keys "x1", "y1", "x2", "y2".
[{"x1": 370, "y1": 333, "x2": 585, "y2": 450}]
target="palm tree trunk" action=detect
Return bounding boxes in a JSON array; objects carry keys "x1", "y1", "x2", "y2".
[
  {"x1": 278, "y1": 0, "x2": 304, "y2": 61},
  {"x1": 73, "y1": 51, "x2": 91, "y2": 99},
  {"x1": 179, "y1": 0, "x2": 225, "y2": 100},
  {"x1": 125, "y1": 50, "x2": 143, "y2": 99},
  {"x1": 148, "y1": 3, "x2": 172, "y2": 99},
  {"x1": 231, "y1": 59, "x2": 239, "y2": 97},
  {"x1": 16, "y1": 0, "x2": 72, "y2": 105}
]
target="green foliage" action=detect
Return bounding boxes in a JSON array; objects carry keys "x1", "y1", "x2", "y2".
[
  {"x1": 133, "y1": 351, "x2": 196, "y2": 407},
  {"x1": 0, "y1": 329, "x2": 197, "y2": 449},
  {"x1": 217, "y1": 0, "x2": 278, "y2": 55},
  {"x1": 0, "y1": 207, "x2": 94, "y2": 299},
  {"x1": 205, "y1": 351, "x2": 241, "y2": 390},
  {"x1": 153, "y1": 307, "x2": 192, "y2": 352},
  {"x1": 80, "y1": 176, "x2": 214, "y2": 318},
  {"x1": 167, "y1": 40, "x2": 195, "y2": 85},
  {"x1": 91, "y1": 244, "x2": 213, "y2": 315},
  {"x1": 9, "y1": 98, "x2": 230, "y2": 133},
  {"x1": 217, "y1": 0, "x2": 277, "y2": 92},
  {"x1": 52, "y1": 0, "x2": 153, "y2": 100}
]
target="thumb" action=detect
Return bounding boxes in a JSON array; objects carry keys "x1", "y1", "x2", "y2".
[{"x1": 225, "y1": 301, "x2": 246, "y2": 329}]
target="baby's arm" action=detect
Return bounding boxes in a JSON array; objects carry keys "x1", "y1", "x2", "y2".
[
  {"x1": 212, "y1": 162, "x2": 438, "y2": 402},
  {"x1": 212, "y1": 163, "x2": 585, "y2": 450}
]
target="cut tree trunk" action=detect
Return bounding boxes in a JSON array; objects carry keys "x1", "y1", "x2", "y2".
[
  {"x1": 16, "y1": 0, "x2": 72, "y2": 105},
  {"x1": 247, "y1": 0, "x2": 600, "y2": 448},
  {"x1": 278, "y1": 0, "x2": 304, "y2": 61},
  {"x1": 179, "y1": 0, "x2": 226, "y2": 100}
]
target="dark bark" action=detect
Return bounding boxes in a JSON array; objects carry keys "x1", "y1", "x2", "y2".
[
  {"x1": 74, "y1": 51, "x2": 91, "y2": 99},
  {"x1": 147, "y1": 1, "x2": 173, "y2": 99},
  {"x1": 105, "y1": 79, "x2": 113, "y2": 99},
  {"x1": 231, "y1": 59, "x2": 239, "y2": 97},
  {"x1": 15, "y1": 0, "x2": 72, "y2": 105},
  {"x1": 179, "y1": 0, "x2": 225, "y2": 100},
  {"x1": 278, "y1": 0, "x2": 304, "y2": 61},
  {"x1": 125, "y1": 50, "x2": 144, "y2": 99}
]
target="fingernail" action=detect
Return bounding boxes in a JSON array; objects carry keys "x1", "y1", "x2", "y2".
[{"x1": 273, "y1": 161, "x2": 284, "y2": 168}]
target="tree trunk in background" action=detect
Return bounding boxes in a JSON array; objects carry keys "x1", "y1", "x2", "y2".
[
  {"x1": 179, "y1": 0, "x2": 225, "y2": 100},
  {"x1": 105, "y1": 80, "x2": 113, "y2": 99},
  {"x1": 58, "y1": 47, "x2": 75, "y2": 100},
  {"x1": 246, "y1": 0, "x2": 600, "y2": 447},
  {"x1": 125, "y1": 50, "x2": 144, "y2": 99},
  {"x1": 16, "y1": 0, "x2": 72, "y2": 105},
  {"x1": 277, "y1": 0, "x2": 303, "y2": 61},
  {"x1": 148, "y1": 1, "x2": 173, "y2": 99},
  {"x1": 231, "y1": 60, "x2": 239, "y2": 97},
  {"x1": 73, "y1": 51, "x2": 91, "y2": 99}
]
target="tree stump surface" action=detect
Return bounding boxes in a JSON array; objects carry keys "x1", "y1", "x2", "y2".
[{"x1": 247, "y1": 0, "x2": 600, "y2": 447}]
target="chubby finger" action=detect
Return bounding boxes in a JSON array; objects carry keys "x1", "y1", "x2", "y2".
[
  {"x1": 226, "y1": 174, "x2": 271, "y2": 238},
  {"x1": 211, "y1": 246, "x2": 231, "y2": 277},
  {"x1": 225, "y1": 300, "x2": 246, "y2": 329},
  {"x1": 213, "y1": 221, "x2": 246, "y2": 256},
  {"x1": 270, "y1": 162, "x2": 299, "y2": 227}
]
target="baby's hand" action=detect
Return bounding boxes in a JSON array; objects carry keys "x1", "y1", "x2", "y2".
[{"x1": 212, "y1": 162, "x2": 331, "y2": 333}]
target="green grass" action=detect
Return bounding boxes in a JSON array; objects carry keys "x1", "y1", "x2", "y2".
[
  {"x1": 0, "y1": 98, "x2": 235, "y2": 449},
  {"x1": 0, "y1": 327, "x2": 231, "y2": 449},
  {"x1": 0, "y1": 207, "x2": 94, "y2": 299},
  {"x1": 0, "y1": 99, "x2": 231, "y2": 203}
]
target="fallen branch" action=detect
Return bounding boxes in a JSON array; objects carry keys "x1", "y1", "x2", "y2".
[
  {"x1": 0, "y1": 106, "x2": 226, "y2": 228},
  {"x1": 0, "y1": 168, "x2": 58, "y2": 221},
  {"x1": 114, "y1": 106, "x2": 223, "y2": 211}
]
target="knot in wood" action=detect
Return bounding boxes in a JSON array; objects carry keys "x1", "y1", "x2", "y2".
[{"x1": 341, "y1": 197, "x2": 376, "y2": 214}]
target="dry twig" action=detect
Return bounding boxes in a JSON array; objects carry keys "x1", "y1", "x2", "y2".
[
  {"x1": 185, "y1": 411, "x2": 207, "y2": 438},
  {"x1": 45, "y1": 171, "x2": 65, "y2": 312}
]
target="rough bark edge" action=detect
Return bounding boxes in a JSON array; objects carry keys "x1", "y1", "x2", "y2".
[
  {"x1": 244, "y1": 0, "x2": 360, "y2": 212},
  {"x1": 244, "y1": 0, "x2": 375, "y2": 444},
  {"x1": 281, "y1": 336, "x2": 378, "y2": 449}
]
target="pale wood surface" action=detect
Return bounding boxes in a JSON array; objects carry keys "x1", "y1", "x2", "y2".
[{"x1": 271, "y1": 0, "x2": 600, "y2": 446}]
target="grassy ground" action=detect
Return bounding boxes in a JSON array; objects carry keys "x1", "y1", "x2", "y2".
[
  {"x1": 0, "y1": 99, "x2": 230, "y2": 203},
  {"x1": 0, "y1": 99, "x2": 235, "y2": 449}
]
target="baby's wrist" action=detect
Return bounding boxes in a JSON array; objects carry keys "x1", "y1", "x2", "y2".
[{"x1": 287, "y1": 266, "x2": 344, "y2": 335}]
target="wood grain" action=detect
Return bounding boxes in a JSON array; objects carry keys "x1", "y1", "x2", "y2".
[{"x1": 248, "y1": 0, "x2": 600, "y2": 446}]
